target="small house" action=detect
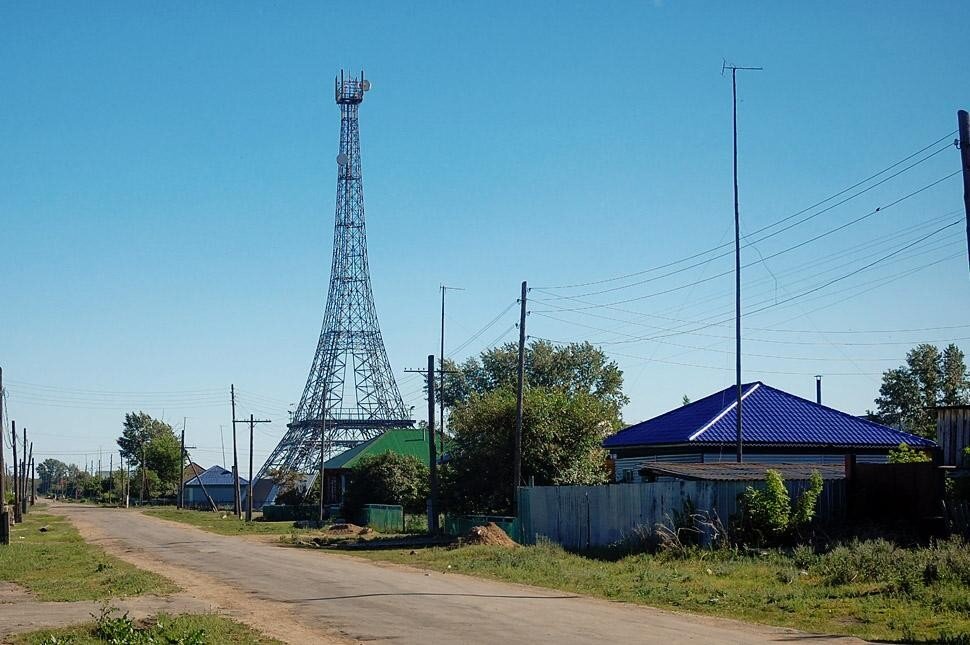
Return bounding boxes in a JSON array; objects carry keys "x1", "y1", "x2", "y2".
[
  {"x1": 183, "y1": 465, "x2": 246, "y2": 509},
  {"x1": 605, "y1": 382, "x2": 937, "y2": 482},
  {"x1": 322, "y1": 428, "x2": 437, "y2": 504}
]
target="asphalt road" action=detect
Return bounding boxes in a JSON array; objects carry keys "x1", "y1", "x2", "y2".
[{"x1": 57, "y1": 504, "x2": 859, "y2": 645}]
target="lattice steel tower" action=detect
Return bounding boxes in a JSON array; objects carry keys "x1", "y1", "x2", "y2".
[{"x1": 256, "y1": 71, "x2": 412, "y2": 502}]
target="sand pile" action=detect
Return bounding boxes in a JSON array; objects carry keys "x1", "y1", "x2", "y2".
[
  {"x1": 327, "y1": 523, "x2": 364, "y2": 535},
  {"x1": 464, "y1": 522, "x2": 518, "y2": 547}
]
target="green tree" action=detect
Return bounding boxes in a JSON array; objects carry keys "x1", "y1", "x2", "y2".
[
  {"x1": 117, "y1": 412, "x2": 175, "y2": 467},
  {"x1": 37, "y1": 458, "x2": 70, "y2": 494},
  {"x1": 145, "y1": 430, "x2": 181, "y2": 496},
  {"x1": 442, "y1": 340, "x2": 629, "y2": 419},
  {"x1": 116, "y1": 412, "x2": 181, "y2": 497},
  {"x1": 874, "y1": 343, "x2": 969, "y2": 438},
  {"x1": 887, "y1": 443, "x2": 932, "y2": 464},
  {"x1": 442, "y1": 387, "x2": 614, "y2": 514},
  {"x1": 344, "y1": 453, "x2": 429, "y2": 516},
  {"x1": 942, "y1": 344, "x2": 970, "y2": 406}
]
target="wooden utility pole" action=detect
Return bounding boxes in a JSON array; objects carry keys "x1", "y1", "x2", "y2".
[
  {"x1": 230, "y1": 385, "x2": 241, "y2": 519},
  {"x1": 426, "y1": 354, "x2": 439, "y2": 533},
  {"x1": 178, "y1": 425, "x2": 186, "y2": 509},
  {"x1": 0, "y1": 367, "x2": 5, "y2": 517},
  {"x1": 21, "y1": 430, "x2": 28, "y2": 515},
  {"x1": 958, "y1": 110, "x2": 970, "y2": 276},
  {"x1": 29, "y1": 457, "x2": 34, "y2": 506},
  {"x1": 245, "y1": 414, "x2": 270, "y2": 522},
  {"x1": 513, "y1": 281, "x2": 527, "y2": 507},
  {"x1": 109, "y1": 454, "x2": 113, "y2": 504},
  {"x1": 11, "y1": 422, "x2": 20, "y2": 523},
  {"x1": 724, "y1": 62, "x2": 761, "y2": 463},
  {"x1": 140, "y1": 443, "x2": 147, "y2": 505}
]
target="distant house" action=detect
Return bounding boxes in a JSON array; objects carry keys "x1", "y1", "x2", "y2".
[
  {"x1": 322, "y1": 428, "x2": 436, "y2": 504},
  {"x1": 184, "y1": 465, "x2": 246, "y2": 509},
  {"x1": 604, "y1": 382, "x2": 937, "y2": 482},
  {"x1": 181, "y1": 462, "x2": 208, "y2": 483}
]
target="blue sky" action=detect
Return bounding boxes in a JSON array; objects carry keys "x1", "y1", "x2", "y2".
[{"x1": 2, "y1": 2, "x2": 969, "y2": 470}]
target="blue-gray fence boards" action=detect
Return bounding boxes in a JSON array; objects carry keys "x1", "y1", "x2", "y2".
[{"x1": 517, "y1": 479, "x2": 845, "y2": 549}]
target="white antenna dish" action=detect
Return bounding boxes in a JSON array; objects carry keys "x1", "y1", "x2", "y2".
[
  {"x1": 336, "y1": 153, "x2": 348, "y2": 166},
  {"x1": 362, "y1": 80, "x2": 371, "y2": 91}
]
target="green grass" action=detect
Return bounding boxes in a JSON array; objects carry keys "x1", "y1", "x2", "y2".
[
  {"x1": 0, "y1": 512, "x2": 178, "y2": 601},
  {"x1": 143, "y1": 508, "x2": 301, "y2": 536},
  {"x1": 345, "y1": 539, "x2": 970, "y2": 643},
  {"x1": 10, "y1": 611, "x2": 283, "y2": 644}
]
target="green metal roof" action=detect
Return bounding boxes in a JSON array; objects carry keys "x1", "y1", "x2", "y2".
[{"x1": 324, "y1": 428, "x2": 435, "y2": 470}]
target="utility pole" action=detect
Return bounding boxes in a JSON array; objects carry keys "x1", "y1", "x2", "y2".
[
  {"x1": 230, "y1": 385, "x2": 241, "y2": 519},
  {"x1": 21, "y1": 430, "x2": 29, "y2": 516},
  {"x1": 29, "y1": 457, "x2": 34, "y2": 506},
  {"x1": 140, "y1": 443, "x2": 147, "y2": 505},
  {"x1": 0, "y1": 366, "x2": 5, "y2": 519},
  {"x1": 178, "y1": 425, "x2": 186, "y2": 509},
  {"x1": 123, "y1": 451, "x2": 130, "y2": 508},
  {"x1": 11, "y1": 422, "x2": 19, "y2": 523},
  {"x1": 0, "y1": 369, "x2": 5, "y2": 543},
  {"x1": 958, "y1": 110, "x2": 970, "y2": 276},
  {"x1": 724, "y1": 62, "x2": 761, "y2": 463},
  {"x1": 109, "y1": 453, "x2": 113, "y2": 505},
  {"x1": 439, "y1": 285, "x2": 463, "y2": 457},
  {"x1": 245, "y1": 414, "x2": 270, "y2": 522},
  {"x1": 426, "y1": 355, "x2": 439, "y2": 533},
  {"x1": 513, "y1": 281, "x2": 527, "y2": 508}
]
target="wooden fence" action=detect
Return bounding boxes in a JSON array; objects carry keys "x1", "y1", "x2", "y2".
[{"x1": 517, "y1": 478, "x2": 845, "y2": 550}]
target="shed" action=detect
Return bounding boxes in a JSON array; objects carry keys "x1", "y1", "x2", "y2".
[
  {"x1": 184, "y1": 465, "x2": 246, "y2": 509},
  {"x1": 605, "y1": 382, "x2": 937, "y2": 482}
]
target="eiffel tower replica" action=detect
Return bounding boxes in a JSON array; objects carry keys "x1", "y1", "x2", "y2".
[{"x1": 256, "y1": 71, "x2": 412, "y2": 504}]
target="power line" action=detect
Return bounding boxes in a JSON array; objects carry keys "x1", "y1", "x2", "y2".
[
  {"x1": 540, "y1": 169, "x2": 962, "y2": 305},
  {"x1": 536, "y1": 132, "x2": 957, "y2": 290}
]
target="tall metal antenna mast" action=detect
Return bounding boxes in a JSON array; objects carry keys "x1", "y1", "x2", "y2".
[
  {"x1": 255, "y1": 70, "x2": 412, "y2": 506},
  {"x1": 723, "y1": 61, "x2": 762, "y2": 463}
]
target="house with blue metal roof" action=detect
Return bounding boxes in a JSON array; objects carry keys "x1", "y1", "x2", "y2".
[
  {"x1": 184, "y1": 465, "x2": 247, "y2": 509},
  {"x1": 604, "y1": 382, "x2": 937, "y2": 482}
]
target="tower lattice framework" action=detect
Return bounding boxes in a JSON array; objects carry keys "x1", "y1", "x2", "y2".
[{"x1": 256, "y1": 71, "x2": 412, "y2": 501}]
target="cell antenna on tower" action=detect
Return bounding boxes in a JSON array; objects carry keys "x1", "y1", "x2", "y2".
[{"x1": 255, "y1": 70, "x2": 412, "y2": 506}]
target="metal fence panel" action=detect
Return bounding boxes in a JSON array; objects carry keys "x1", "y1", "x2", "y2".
[{"x1": 518, "y1": 478, "x2": 845, "y2": 549}]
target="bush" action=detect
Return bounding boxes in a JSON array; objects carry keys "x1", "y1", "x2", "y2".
[
  {"x1": 888, "y1": 443, "x2": 932, "y2": 464},
  {"x1": 344, "y1": 453, "x2": 429, "y2": 516},
  {"x1": 736, "y1": 469, "x2": 823, "y2": 546},
  {"x1": 814, "y1": 537, "x2": 970, "y2": 595}
]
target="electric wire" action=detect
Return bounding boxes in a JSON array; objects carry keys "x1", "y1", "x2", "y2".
[{"x1": 536, "y1": 132, "x2": 957, "y2": 290}]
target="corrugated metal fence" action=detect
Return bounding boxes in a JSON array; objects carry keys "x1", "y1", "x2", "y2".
[{"x1": 517, "y1": 479, "x2": 845, "y2": 550}]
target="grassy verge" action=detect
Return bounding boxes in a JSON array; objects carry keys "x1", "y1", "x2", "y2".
[
  {"x1": 142, "y1": 508, "x2": 300, "y2": 536},
  {"x1": 11, "y1": 610, "x2": 282, "y2": 644},
  {"x1": 344, "y1": 539, "x2": 970, "y2": 643},
  {"x1": 0, "y1": 512, "x2": 177, "y2": 601}
]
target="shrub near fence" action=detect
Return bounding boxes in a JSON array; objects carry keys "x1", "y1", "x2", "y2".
[
  {"x1": 517, "y1": 479, "x2": 845, "y2": 550},
  {"x1": 261, "y1": 505, "x2": 319, "y2": 522}
]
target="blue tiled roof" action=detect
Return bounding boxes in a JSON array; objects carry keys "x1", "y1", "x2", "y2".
[
  {"x1": 185, "y1": 465, "x2": 247, "y2": 487},
  {"x1": 604, "y1": 382, "x2": 936, "y2": 449}
]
